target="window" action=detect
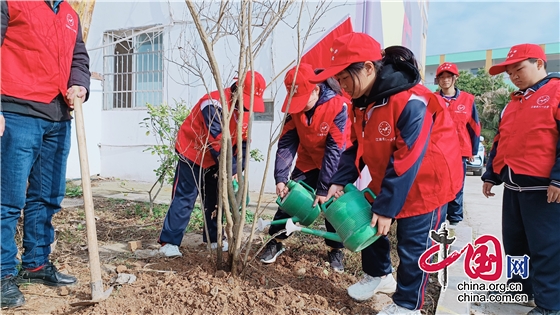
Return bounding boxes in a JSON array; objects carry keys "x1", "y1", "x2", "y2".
[
  {"x1": 254, "y1": 100, "x2": 274, "y2": 121},
  {"x1": 103, "y1": 27, "x2": 164, "y2": 109}
]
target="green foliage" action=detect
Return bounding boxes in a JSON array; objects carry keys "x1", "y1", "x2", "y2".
[
  {"x1": 140, "y1": 101, "x2": 191, "y2": 186},
  {"x1": 186, "y1": 204, "x2": 255, "y2": 233},
  {"x1": 250, "y1": 148, "x2": 264, "y2": 162},
  {"x1": 65, "y1": 181, "x2": 83, "y2": 198},
  {"x1": 124, "y1": 202, "x2": 168, "y2": 219},
  {"x1": 455, "y1": 69, "x2": 512, "y2": 97},
  {"x1": 453, "y1": 68, "x2": 516, "y2": 152}
]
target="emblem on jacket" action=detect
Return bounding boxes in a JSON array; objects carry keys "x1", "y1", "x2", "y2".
[
  {"x1": 457, "y1": 104, "x2": 466, "y2": 112},
  {"x1": 537, "y1": 95, "x2": 550, "y2": 105},
  {"x1": 67, "y1": 14, "x2": 74, "y2": 27},
  {"x1": 318, "y1": 122, "x2": 329, "y2": 136},
  {"x1": 378, "y1": 121, "x2": 392, "y2": 137}
]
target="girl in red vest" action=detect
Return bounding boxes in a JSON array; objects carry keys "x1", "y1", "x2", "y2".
[
  {"x1": 312, "y1": 33, "x2": 463, "y2": 314},
  {"x1": 435, "y1": 62, "x2": 481, "y2": 225},
  {"x1": 260, "y1": 63, "x2": 351, "y2": 273},
  {"x1": 157, "y1": 71, "x2": 266, "y2": 257},
  {"x1": 483, "y1": 44, "x2": 560, "y2": 314}
]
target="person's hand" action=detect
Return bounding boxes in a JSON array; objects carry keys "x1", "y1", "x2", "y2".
[
  {"x1": 468, "y1": 155, "x2": 475, "y2": 163},
  {"x1": 0, "y1": 114, "x2": 4, "y2": 137},
  {"x1": 66, "y1": 85, "x2": 87, "y2": 108},
  {"x1": 547, "y1": 185, "x2": 560, "y2": 203},
  {"x1": 371, "y1": 213, "x2": 392, "y2": 236},
  {"x1": 482, "y1": 182, "x2": 495, "y2": 198},
  {"x1": 313, "y1": 195, "x2": 328, "y2": 207},
  {"x1": 325, "y1": 184, "x2": 344, "y2": 201},
  {"x1": 276, "y1": 182, "x2": 288, "y2": 198}
]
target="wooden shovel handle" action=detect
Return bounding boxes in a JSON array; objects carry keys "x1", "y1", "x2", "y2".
[{"x1": 72, "y1": 87, "x2": 104, "y2": 301}]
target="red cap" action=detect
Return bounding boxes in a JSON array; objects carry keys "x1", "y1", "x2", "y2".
[
  {"x1": 310, "y1": 32, "x2": 383, "y2": 84},
  {"x1": 489, "y1": 44, "x2": 547, "y2": 75},
  {"x1": 238, "y1": 71, "x2": 266, "y2": 113},
  {"x1": 436, "y1": 62, "x2": 459, "y2": 77},
  {"x1": 281, "y1": 63, "x2": 317, "y2": 114}
]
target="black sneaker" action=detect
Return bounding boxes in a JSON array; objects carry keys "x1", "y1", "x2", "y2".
[
  {"x1": 1, "y1": 276, "x2": 25, "y2": 309},
  {"x1": 260, "y1": 240, "x2": 285, "y2": 264},
  {"x1": 18, "y1": 262, "x2": 77, "y2": 287},
  {"x1": 528, "y1": 307, "x2": 560, "y2": 315},
  {"x1": 327, "y1": 249, "x2": 344, "y2": 273}
]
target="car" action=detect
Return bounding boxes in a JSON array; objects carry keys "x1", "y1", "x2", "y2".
[{"x1": 467, "y1": 136, "x2": 485, "y2": 176}]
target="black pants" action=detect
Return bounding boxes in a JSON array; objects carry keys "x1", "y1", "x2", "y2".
[
  {"x1": 361, "y1": 205, "x2": 446, "y2": 310},
  {"x1": 502, "y1": 188, "x2": 560, "y2": 310},
  {"x1": 158, "y1": 159, "x2": 220, "y2": 245},
  {"x1": 268, "y1": 168, "x2": 344, "y2": 249}
]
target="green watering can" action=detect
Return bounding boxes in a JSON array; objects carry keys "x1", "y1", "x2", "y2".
[
  {"x1": 285, "y1": 184, "x2": 381, "y2": 252},
  {"x1": 257, "y1": 180, "x2": 320, "y2": 231},
  {"x1": 232, "y1": 178, "x2": 250, "y2": 207}
]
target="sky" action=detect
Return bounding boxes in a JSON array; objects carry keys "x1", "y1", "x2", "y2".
[{"x1": 426, "y1": 1, "x2": 560, "y2": 55}]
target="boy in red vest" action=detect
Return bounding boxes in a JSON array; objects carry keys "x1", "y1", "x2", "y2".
[
  {"x1": 483, "y1": 44, "x2": 560, "y2": 315},
  {"x1": 260, "y1": 63, "x2": 350, "y2": 272},
  {"x1": 157, "y1": 71, "x2": 266, "y2": 258},
  {"x1": 1, "y1": 0, "x2": 90, "y2": 308},
  {"x1": 435, "y1": 62, "x2": 481, "y2": 226}
]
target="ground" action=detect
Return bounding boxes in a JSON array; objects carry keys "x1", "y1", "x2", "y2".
[{"x1": 4, "y1": 197, "x2": 440, "y2": 315}]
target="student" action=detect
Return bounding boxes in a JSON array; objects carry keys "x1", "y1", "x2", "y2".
[
  {"x1": 260, "y1": 63, "x2": 350, "y2": 272},
  {"x1": 313, "y1": 32, "x2": 463, "y2": 315},
  {"x1": 157, "y1": 71, "x2": 266, "y2": 257},
  {"x1": 483, "y1": 43, "x2": 560, "y2": 315},
  {"x1": 434, "y1": 62, "x2": 481, "y2": 225}
]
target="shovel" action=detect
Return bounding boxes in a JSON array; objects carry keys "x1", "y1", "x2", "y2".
[{"x1": 68, "y1": 87, "x2": 113, "y2": 307}]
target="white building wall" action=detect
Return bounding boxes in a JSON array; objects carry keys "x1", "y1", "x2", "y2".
[{"x1": 74, "y1": 0, "x2": 428, "y2": 192}]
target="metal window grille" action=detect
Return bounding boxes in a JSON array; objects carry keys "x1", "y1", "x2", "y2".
[
  {"x1": 254, "y1": 100, "x2": 274, "y2": 121},
  {"x1": 103, "y1": 28, "x2": 164, "y2": 109}
]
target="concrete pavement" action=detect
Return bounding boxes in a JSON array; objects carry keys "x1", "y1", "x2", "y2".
[{"x1": 436, "y1": 174, "x2": 533, "y2": 315}]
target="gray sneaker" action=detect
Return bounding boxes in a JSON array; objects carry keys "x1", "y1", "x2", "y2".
[
  {"x1": 327, "y1": 249, "x2": 344, "y2": 273},
  {"x1": 260, "y1": 240, "x2": 285, "y2": 264}
]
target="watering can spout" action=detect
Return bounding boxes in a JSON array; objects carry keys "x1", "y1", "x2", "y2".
[
  {"x1": 257, "y1": 218, "x2": 271, "y2": 232},
  {"x1": 285, "y1": 219, "x2": 343, "y2": 243}
]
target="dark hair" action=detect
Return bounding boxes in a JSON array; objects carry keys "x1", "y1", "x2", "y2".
[
  {"x1": 528, "y1": 58, "x2": 547, "y2": 70},
  {"x1": 343, "y1": 61, "x2": 383, "y2": 95},
  {"x1": 340, "y1": 46, "x2": 418, "y2": 98},
  {"x1": 383, "y1": 45, "x2": 419, "y2": 69},
  {"x1": 313, "y1": 68, "x2": 343, "y2": 95}
]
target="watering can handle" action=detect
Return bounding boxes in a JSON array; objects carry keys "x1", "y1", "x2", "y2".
[
  {"x1": 362, "y1": 188, "x2": 376, "y2": 202},
  {"x1": 320, "y1": 197, "x2": 335, "y2": 212},
  {"x1": 297, "y1": 180, "x2": 316, "y2": 193}
]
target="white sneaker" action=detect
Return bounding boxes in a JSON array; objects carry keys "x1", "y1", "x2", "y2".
[
  {"x1": 347, "y1": 273, "x2": 396, "y2": 301},
  {"x1": 377, "y1": 303, "x2": 421, "y2": 315},
  {"x1": 159, "y1": 244, "x2": 182, "y2": 257},
  {"x1": 211, "y1": 240, "x2": 229, "y2": 252}
]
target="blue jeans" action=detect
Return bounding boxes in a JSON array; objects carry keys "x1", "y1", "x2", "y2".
[{"x1": 1, "y1": 112, "x2": 71, "y2": 278}]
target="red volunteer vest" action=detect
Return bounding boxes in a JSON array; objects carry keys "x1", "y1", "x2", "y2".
[
  {"x1": 293, "y1": 95, "x2": 350, "y2": 172},
  {"x1": 492, "y1": 78, "x2": 560, "y2": 177},
  {"x1": 435, "y1": 91, "x2": 479, "y2": 157},
  {"x1": 353, "y1": 84, "x2": 463, "y2": 218},
  {"x1": 1, "y1": 1, "x2": 78, "y2": 104},
  {"x1": 175, "y1": 89, "x2": 249, "y2": 168}
]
